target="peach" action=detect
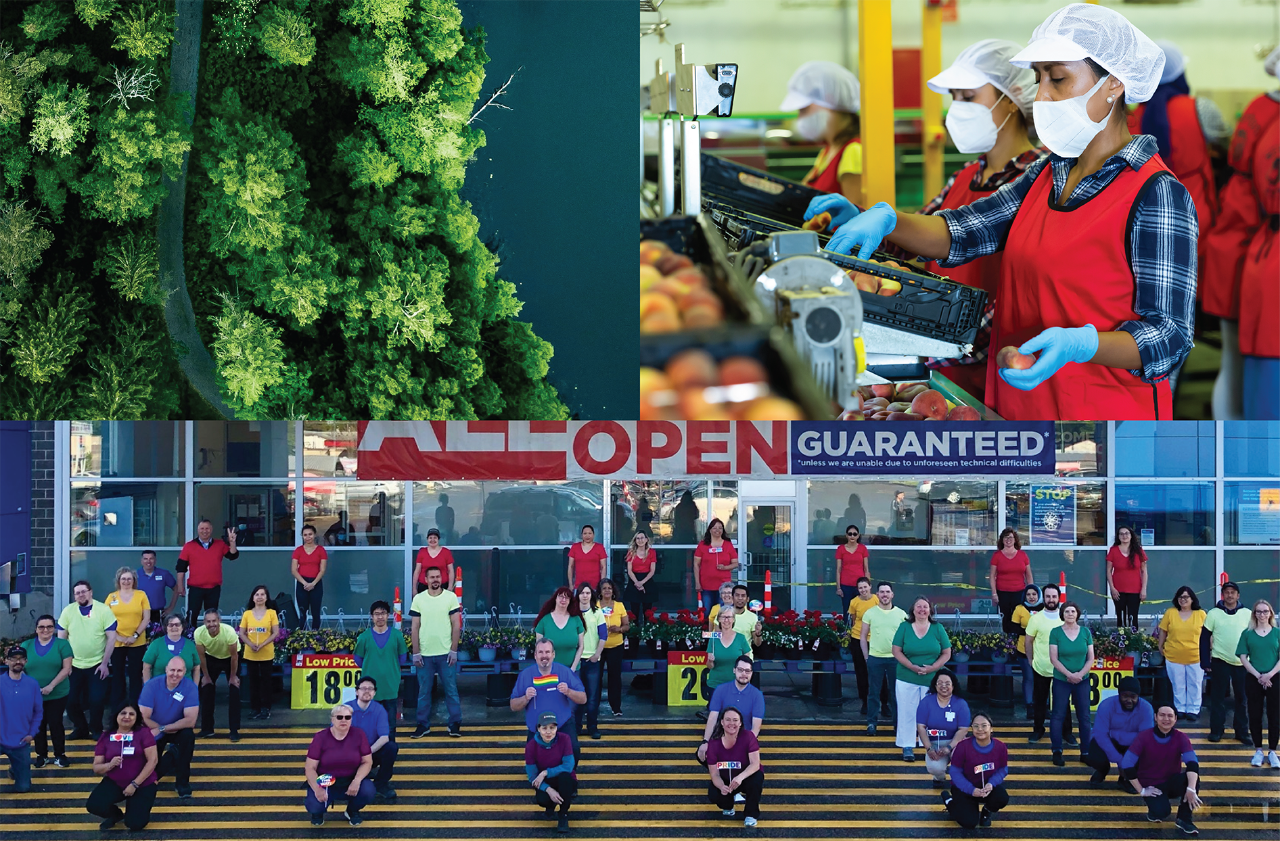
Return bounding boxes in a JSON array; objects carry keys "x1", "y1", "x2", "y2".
[
  {"x1": 670, "y1": 267, "x2": 710, "y2": 289},
  {"x1": 838, "y1": 409, "x2": 865, "y2": 421},
  {"x1": 886, "y1": 401, "x2": 912, "y2": 413},
  {"x1": 870, "y1": 411, "x2": 891, "y2": 420},
  {"x1": 856, "y1": 385, "x2": 877, "y2": 401},
  {"x1": 739, "y1": 396, "x2": 805, "y2": 421},
  {"x1": 640, "y1": 310, "x2": 681, "y2": 334},
  {"x1": 864, "y1": 397, "x2": 890, "y2": 410},
  {"x1": 887, "y1": 411, "x2": 924, "y2": 421},
  {"x1": 651, "y1": 277, "x2": 694, "y2": 302},
  {"x1": 665, "y1": 348, "x2": 719, "y2": 391},
  {"x1": 908, "y1": 388, "x2": 948, "y2": 420},
  {"x1": 678, "y1": 389, "x2": 731, "y2": 421},
  {"x1": 870, "y1": 384, "x2": 896, "y2": 399},
  {"x1": 719, "y1": 356, "x2": 768, "y2": 387},
  {"x1": 656, "y1": 252, "x2": 694, "y2": 276},
  {"x1": 853, "y1": 272, "x2": 880, "y2": 294},
  {"x1": 640, "y1": 264, "x2": 663, "y2": 292},
  {"x1": 640, "y1": 368, "x2": 678, "y2": 421},
  {"x1": 877, "y1": 279, "x2": 902, "y2": 296},
  {"x1": 996, "y1": 345, "x2": 1037, "y2": 370},
  {"x1": 947, "y1": 405, "x2": 982, "y2": 421},
  {"x1": 682, "y1": 303, "x2": 724, "y2": 329},
  {"x1": 641, "y1": 292, "x2": 679, "y2": 322},
  {"x1": 640, "y1": 239, "x2": 671, "y2": 266},
  {"x1": 894, "y1": 384, "x2": 928, "y2": 402},
  {"x1": 803, "y1": 211, "x2": 832, "y2": 232},
  {"x1": 677, "y1": 287, "x2": 722, "y2": 313}
]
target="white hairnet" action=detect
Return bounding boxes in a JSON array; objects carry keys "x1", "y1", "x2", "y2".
[
  {"x1": 779, "y1": 61, "x2": 861, "y2": 114},
  {"x1": 927, "y1": 39, "x2": 1037, "y2": 119},
  {"x1": 1266, "y1": 45, "x2": 1280, "y2": 79},
  {"x1": 1009, "y1": 3, "x2": 1166, "y2": 104},
  {"x1": 1155, "y1": 40, "x2": 1186, "y2": 84}
]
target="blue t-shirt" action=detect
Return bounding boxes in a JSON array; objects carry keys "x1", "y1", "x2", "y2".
[
  {"x1": 709, "y1": 680, "x2": 765, "y2": 724},
  {"x1": 350, "y1": 700, "x2": 389, "y2": 746},
  {"x1": 135, "y1": 567, "x2": 177, "y2": 612},
  {"x1": 915, "y1": 694, "x2": 971, "y2": 744},
  {"x1": 138, "y1": 676, "x2": 199, "y2": 727},
  {"x1": 510, "y1": 662, "x2": 584, "y2": 731}
]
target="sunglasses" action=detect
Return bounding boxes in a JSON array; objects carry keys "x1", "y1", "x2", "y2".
[
  {"x1": 333, "y1": 715, "x2": 352, "y2": 720},
  {"x1": 37, "y1": 625, "x2": 55, "y2": 630},
  {"x1": 846, "y1": 532, "x2": 859, "y2": 537}
]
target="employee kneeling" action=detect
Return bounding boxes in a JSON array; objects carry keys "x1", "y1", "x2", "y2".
[
  {"x1": 305, "y1": 704, "x2": 376, "y2": 827},
  {"x1": 350, "y1": 677, "x2": 399, "y2": 802},
  {"x1": 138, "y1": 657, "x2": 199, "y2": 798},
  {"x1": 87, "y1": 703, "x2": 159, "y2": 831},
  {"x1": 705, "y1": 706, "x2": 765, "y2": 828},
  {"x1": 1120, "y1": 705, "x2": 1204, "y2": 834},
  {"x1": 527, "y1": 712, "x2": 578, "y2": 833}
]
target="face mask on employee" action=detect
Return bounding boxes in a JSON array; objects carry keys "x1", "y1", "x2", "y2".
[
  {"x1": 1032, "y1": 73, "x2": 1114, "y2": 158},
  {"x1": 795, "y1": 108, "x2": 830, "y2": 142},
  {"x1": 944, "y1": 92, "x2": 1011, "y2": 154}
]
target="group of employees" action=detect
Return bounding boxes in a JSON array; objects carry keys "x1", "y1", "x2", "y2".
[{"x1": 790, "y1": 3, "x2": 1277, "y2": 420}]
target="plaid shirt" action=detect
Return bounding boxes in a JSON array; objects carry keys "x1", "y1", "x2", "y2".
[
  {"x1": 919, "y1": 149, "x2": 1047, "y2": 370},
  {"x1": 937, "y1": 135, "x2": 1198, "y2": 384}
]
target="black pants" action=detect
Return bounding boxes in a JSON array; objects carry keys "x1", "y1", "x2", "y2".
[
  {"x1": 187, "y1": 585, "x2": 221, "y2": 627},
  {"x1": 535, "y1": 773, "x2": 577, "y2": 814},
  {"x1": 1208, "y1": 658, "x2": 1248, "y2": 739},
  {"x1": 379, "y1": 699, "x2": 399, "y2": 740},
  {"x1": 946, "y1": 784, "x2": 1009, "y2": 829},
  {"x1": 245, "y1": 660, "x2": 273, "y2": 712},
  {"x1": 35, "y1": 696, "x2": 68, "y2": 758},
  {"x1": 996, "y1": 590, "x2": 1023, "y2": 635},
  {"x1": 602, "y1": 644, "x2": 624, "y2": 714},
  {"x1": 200, "y1": 656, "x2": 241, "y2": 732},
  {"x1": 1032, "y1": 671, "x2": 1073, "y2": 739},
  {"x1": 110, "y1": 646, "x2": 145, "y2": 710},
  {"x1": 370, "y1": 741, "x2": 399, "y2": 791},
  {"x1": 626, "y1": 584, "x2": 654, "y2": 624},
  {"x1": 1137, "y1": 772, "x2": 1199, "y2": 822},
  {"x1": 1084, "y1": 736, "x2": 1127, "y2": 778},
  {"x1": 148, "y1": 609, "x2": 164, "y2": 627},
  {"x1": 155, "y1": 729, "x2": 195, "y2": 787},
  {"x1": 1246, "y1": 677, "x2": 1280, "y2": 751},
  {"x1": 1114, "y1": 592, "x2": 1141, "y2": 630},
  {"x1": 86, "y1": 778, "x2": 158, "y2": 830},
  {"x1": 294, "y1": 579, "x2": 323, "y2": 630},
  {"x1": 67, "y1": 665, "x2": 110, "y2": 735},
  {"x1": 708, "y1": 769, "x2": 764, "y2": 820}
]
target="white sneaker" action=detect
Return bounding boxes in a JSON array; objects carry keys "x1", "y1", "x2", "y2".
[
  {"x1": 722, "y1": 808, "x2": 736, "y2": 817},
  {"x1": 744, "y1": 817, "x2": 758, "y2": 828},
  {"x1": 1270, "y1": 751, "x2": 1280, "y2": 770},
  {"x1": 1251, "y1": 749, "x2": 1264, "y2": 767},
  {"x1": 734, "y1": 792, "x2": 745, "y2": 803}
]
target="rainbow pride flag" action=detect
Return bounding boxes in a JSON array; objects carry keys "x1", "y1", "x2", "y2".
[{"x1": 533, "y1": 674, "x2": 559, "y2": 688}]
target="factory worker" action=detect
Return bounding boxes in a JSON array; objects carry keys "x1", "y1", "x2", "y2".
[
  {"x1": 816, "y1": 4, "x2": 1197, "y2": 421},
  {"x1": 1201, "y1": 45, "x2": 1280, "y2": 420},
  {"x1": 781, "y1": 61, "x2": 864, "y2": 204}
]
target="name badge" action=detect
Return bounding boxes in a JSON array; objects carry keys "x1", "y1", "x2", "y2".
[
  {"x1": 172, "y1": 692, "x2": 184, "y2": 701},
  {"x1": 715, "y1": 761, "x2": 742, "y2": 770},
  {"x1": 602, "y1": 607, "x2": 613, "y2": 616},
  {"x1": 154, "y1": 575, "x2": 164, "y2": 581},
  {"x1": 167, "y1": 642, "x2": 178, "y2": 651},
  {"x1": 122, "y1": 747, "x2": 135, "y2": 756},
  {"x1": 945, "y1": 711, "x2": 956, "y2": 722},
  {"x1": 109, "y1": 599, "x2": 119, "y2": 606},
  {"x1": 710, "y1": 547, "x2": 722, "y2": 553}
]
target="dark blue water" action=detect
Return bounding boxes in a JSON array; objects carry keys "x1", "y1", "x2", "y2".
[{"x1": 458, "y1": 0, "x2": 638, "y2": 419}]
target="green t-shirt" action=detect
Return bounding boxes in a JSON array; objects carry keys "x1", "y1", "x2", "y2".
[
  {"x1": 891, "y1": 621, "x2": 952, "y2": 686},
  {"x1": 410, "y1": 589, "x2": 461, "y2": 657},
  {"x1": 535, "y1": 614, "x2": 586, "y2": 668},
  {"x1": 20, "y1": 638, "x2": 73, "y2": 699},
  {"x1": 1025, "y1": 609, "x2": 1064, "y2": 678},
  {"x1": 143, "y1": 636, "x2": 199, "y2": 676},
  {"x1": 581, "y1": 608, "x2": 606, "y2": 659},
  {"x1": 864, "y1": 605, "x2": 908, "y2": 659},
  {"x1": 1203, "y1": 606, "x2": 1252, "y2": 667},
  {"x1": 354, "y1": 627, "x2": 408, "y2": 702},
  {"x1": 57, "y1": 601, "x2": 117, "y2": 669},
  {"x1": 1049, "y1": 625, "x2": 1095, "y2": 680},
  {"x1": 707, "y1": 630, "x2": 753, "y2": 690},
  {"x1": 1237, "y1": 627, "x2": 1280, "y2": 675},
  {"x1": 194, "y1": 623, "x2": 240, "y2": 660}
]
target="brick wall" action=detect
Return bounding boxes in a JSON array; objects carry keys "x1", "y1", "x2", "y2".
[{"x1": 30, "y1": 421, "x2": 55, "y2": 596}]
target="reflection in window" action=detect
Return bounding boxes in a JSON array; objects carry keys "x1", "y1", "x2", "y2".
[
  {"x1": 1224, "y1": 482, "x2": 1280, "y2": 547},
  {"x1": 612, "y1": 480, "x2": 730, "y2": 545},
  {"x1": 302, "y1": 422, "x2": 359, "y2": 477},
  {"x1": 1223, "y1": 422, "x2": 1280, "y2": 478},
  {"x1": 807, "y1": 480, "x2": 996, "y2": 546},
  {"x1": 1053, "y1": 423, "x2": 1106, "y2": 477},
  {"x1": 1114, "y1": 421, "x2": 1215, "y2": 477},
  {"x1": 70, "y1": 483, "x2": 185, "y2": 546},
  {"x1": 1114, "y1": 483, "x2": 1214, "y2": 545},
  {"x1": 195, "y1": 483, "x2": 298, "y2": 547},
  {"x1": 1005, "y1": 482, "x2": 1107, "y2": 546},
  {"x1": 300, "y1": 482, "x2": 403, "y2": 547},
  {"x1": 70, "y1": 422, "x2": 185, "y2": 479},
  {"x1": 412, "y1": 482, "x2": 603, "y2": 547},
  {"x1": 1224, "y1": 549, "x2": 1280, "y2": 608},
  {"x1": 195, "y1": 421, "x2": 295, "y2": 477}
]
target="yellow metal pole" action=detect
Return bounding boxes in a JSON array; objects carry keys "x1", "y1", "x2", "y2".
[
  {"x1": 857, "y1": 0, "x2": 895, "y2": 208},
  {"x1": 921, "y1": 0, "x2": 944, "y2": 201}
]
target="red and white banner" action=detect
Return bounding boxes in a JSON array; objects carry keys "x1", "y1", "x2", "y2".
[{"x1": 356, "y1": 421, "x2": 790, "y2": 480}]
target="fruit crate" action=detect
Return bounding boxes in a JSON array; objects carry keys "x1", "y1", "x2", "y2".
[
  {"x1": 927, "y1": 371, "x2": 1004, "y2": 420},
  {"x1": 692, "y1": 152, "x2": 825, "y2": 227},
  {"x1": 641, "y1": 213, "x2": 767, "y2": 326},
  {"x1": 704, "y1": 201, "x2": 833, "y2": 252},
  {"x1": 639, "y1": 325, "x2": 837, "y2": 421}
]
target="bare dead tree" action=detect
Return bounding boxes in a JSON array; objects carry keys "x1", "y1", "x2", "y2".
[
  {"x1": 104, "y1": 64, "x2": 160, "y2": 110},
  {"x1": 467, "y1": 66, "x2": 522, "y2": 125}
]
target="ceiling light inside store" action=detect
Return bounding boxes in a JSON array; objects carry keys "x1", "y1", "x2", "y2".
[
  {"x1": 703, "y1": 131, "x2": 720, "y2": 139},
  {"x1": 766, "y1": 129, "x2": 793, "y2": 138}
]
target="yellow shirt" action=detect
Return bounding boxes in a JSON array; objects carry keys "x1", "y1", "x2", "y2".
[
  {"x1": 602, "y1": 600, "x2": 627, "y2": 649},
  {"x1": 106, "y1": 590, "x2": 151, "y2": 648},
  {"x1": 1012, "y1": 604, "x2": 1033, "y2": 655},
  {"x1": 1159, "y1": 608, "x2": 1207, "y2": 665},
  {"x1": 848, "y1": 595, "x2": 877, "y2": 642},
  {"x1": 239, "y1": 609, "x2": 278, "y2": 662},
  {"x1": 810, "y1": 140, "x2": 864, "y2": 180}
]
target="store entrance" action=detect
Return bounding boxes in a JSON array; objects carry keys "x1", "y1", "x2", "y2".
[{"x1": 742, "y1": 503, "x2": 794, "y2": 615}]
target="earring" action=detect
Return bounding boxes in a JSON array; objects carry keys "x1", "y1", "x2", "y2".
[{"x1": 1106, "y1": 96, "x2": 1115, "y2": 103}]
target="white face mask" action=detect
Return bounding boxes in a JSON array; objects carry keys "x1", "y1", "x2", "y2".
[
  {"x1": 795, "y1": 108, "x2": 829, "y2": 142},
  {"x1": 1032, "y1": 73, "x2": 1113, "y2": 158},
  {"x1": 944, "y1": 93, "x2": 1011, "y2": 154}
]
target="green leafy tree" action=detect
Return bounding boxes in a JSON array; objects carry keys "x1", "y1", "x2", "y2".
[
  {"x1": 212, "y1": 0, "x2": 263, "y2": 56},
  {"x1": 8, "y1": 282, "x2": 90, "y2": 384},
  {"x1": 0, "y1": 44, "x2": 69, "y2": 126},
  {"x1": 22, "y1": 3, "x2": 73, "y2": 43},
  {"x1": 96, "y1": 230, "x2": 164, "y2": 304},
  {"x1": 29, "y1": 82, "x2": 91, "y2": 157},
  {"x1": 210, "y1": 293, "x2": 285, "y2": 409},
  {"x1": 336, "y1": 132, "x2": 400, "y2": 189},
  {"x1": 0, "y1": 202, "x2": 54, "y2": 284},
  {"x1": 75, "y1": 0, "x2": 120, "y2": 29},
  {"x1": 255, "y1": 5, "x2": 316, "y2": 66},
  {"x1": 76, "y1": 103, "x2": 191, "y2": 223},
  {"x1": 111, "y1": 1, "x2": 176, "y2": 62},
  {"x1": 82, "y1": 320, "x2": 162, "y2": 418}
]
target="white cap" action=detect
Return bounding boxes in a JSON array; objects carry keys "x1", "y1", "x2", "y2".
[
  {"x1": 1266, "y1": 45, "x2": 1280, "y2": 79},
  {"x1": 779, "y1": 60, "x2": 860, "y2": 113},
  {"x1": 1155, "y1": 40, "x2": 1186, "y2": 84},
  {"x1": 927, "y1": 39, "x2": 1038, "y2": 118},
  {"x1": 1010, "y1": 3, "x2": 1165, "y2": 104}
]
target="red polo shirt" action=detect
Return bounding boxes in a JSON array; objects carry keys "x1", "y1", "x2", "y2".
[{"x1": 177, "y1": 539, "x2": 236, "y2": 588}]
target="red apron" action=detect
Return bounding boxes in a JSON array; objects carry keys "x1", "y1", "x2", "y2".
[
  {"x1": 986, "y1": 158, "x2": 1176, "y2": 420},
  {"x1": 804, "y1": 137, "x2": 861, "y2": 195},
  {"x1": 1237, "y1": 117, "x2": 1279, "y2": 358},
  {"x1": 1201, "y1": 95, "x2": 1280, "y2": 320},
  {"x1": 1129, "y1": 98, "x2": 1218, "y2": 247}
]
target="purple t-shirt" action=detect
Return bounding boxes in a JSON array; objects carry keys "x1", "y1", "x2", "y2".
[
  {"x1": 1122, "y1": 728, "x2": 1196, "y2": 788},
  {"x1": 949, "y1": 737, "x2": 1009, "y2": 794},
  {"x1": 307, "y1": 727, "x2": 371, "y2": 779},
  {"x1": 706, "y1": 729, "x2": 762, "y2": 774},
  {"x1": 524, "y1": 732, "x2": 577, "y2": 781},
  {"x1": 95, "y1": 728, "x2": 158, "y2": 789},
  {"x1": 135, "y1": 567, "x2": 177, "y2": 612}
]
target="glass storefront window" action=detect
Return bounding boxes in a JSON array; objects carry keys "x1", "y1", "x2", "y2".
[
  {"x1": 1115, "y1": 421, "x2": 1215, "y2": 477},
  {"x1": 195, "y1": 421, "x2": 295, "y2": 477},
  {"x1": 1224, "y1": 549, "x2": 1280, "y2": 609},
  {"x1": 71, "y1": 421, "x2": 185, "y2": 478},
  {"x1": 1224, "y1": 482, "x2": 1280, "y2": 547},
  {"x1": 301, "y1": 422, "x2": 359, "y2": 477},
  {"x1": 1005, "y1": 482, "x2": 1106, "y2": 546},
  {"x1": 1113, "y1": 483, "x2": 1215, "y2": 545},
  {"x1": 1138, "y1": 549, "x2": 1218, "y2": 615},
  {"x1": 1224, "y1": 422, "x2": 1280, "y2": 477},
  {"x1": 1053, "y1": 422, "x2": 1106, "y2": 477},
  {"x1": 194, "y1": 483, "x2": 297, "y2": 547},
  {"x1": 1023, "y1": 549, "x2": 1109, "y2": 619},
  {"x1": 808, "y1": 480, "x2": 997, "y2": 547},
  {"x1": 804, "y1": 549, "x2": 1009, "y2": 616},
  {"x1": 301, "y1": 481, "x2": 403, "y2": 547},
  {"x1": 611, "y1": 480, "x2": 732, "y2": 545},
  {"x1": 411, "y1": 481, "x2": 603, "y2": 547},
  {"x1": 70, "y1": 483, "x2": 184, "y2": 547}
]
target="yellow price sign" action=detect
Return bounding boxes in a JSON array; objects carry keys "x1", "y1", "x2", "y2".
[
  {"x1": 667, "y1": 651, "x2": 710, "y2": 707},
  {"x1": 291, "y1": 653, "x2": 362, "y2": 710},
  {"x1": 1088, "y1": 656, "x2": 1135, "y2": 711}
]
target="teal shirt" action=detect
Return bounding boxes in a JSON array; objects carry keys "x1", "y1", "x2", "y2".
[
  {"x1": 535, "y1": 614, "x2": 586, "y2": 668},
  {"x1": 143, "y1": 635, "x2": 199, "y2": 677},
  {"x1": 707, "y1": 630, "x2": 752, "y2": 690},
  {"x1": 1237, "y1": 627, "x2": 1280, "y2": 675},
  {"x1": 354, "y1": 627, "x2": 408, "y2": 702},
  {"x1": 891, "y1": 621, "x2": 951, "y2": 686},
  {"x1": 1049, "y1": 625, "x2": 1095, "y2": 680},
  {"x1": 21, "y1": 638, "x2": 74, "y2": 700}
]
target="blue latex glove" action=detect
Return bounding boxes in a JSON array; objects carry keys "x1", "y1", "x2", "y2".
[
  {"x1": 825, "y1": 202, "x2": 897, "y2": 259},
  {"x1": 999, "y1": 324, "x2": 1100, "y2": 391},
  {"x1": 804, "y1": 194, "x2": 860, "y2": 229}
]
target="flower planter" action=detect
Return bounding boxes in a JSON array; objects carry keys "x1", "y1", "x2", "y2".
[
  {"x1": 457, "y1": 649, "x2": 474, "y2": 662},
  {"x1": 953, "y1": 651, "x2": 972, "y2": 663},
  {"x1": 1148, "y1": 651, "x2": 1164, "y2": 667},
  {"x1": 478, "y1": 647, "x2": 498, "y2": 662},
  {"x1": 515, "y1": 647, "x2": 529, "y2": 661}
]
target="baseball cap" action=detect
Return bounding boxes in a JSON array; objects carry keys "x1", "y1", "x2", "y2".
[
  {"x1": 1221, "y1": 581, "x2": 1240, "y2": 593},
  {"x1": 427, "y1": 528, "x2": 441, "y2": 538},
  {"x1": 6, "y1": 645, "x2": 26, "y2": 659},
  {"x1": 537, "y1": 712, "x2": 558, "y2": 727}
]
